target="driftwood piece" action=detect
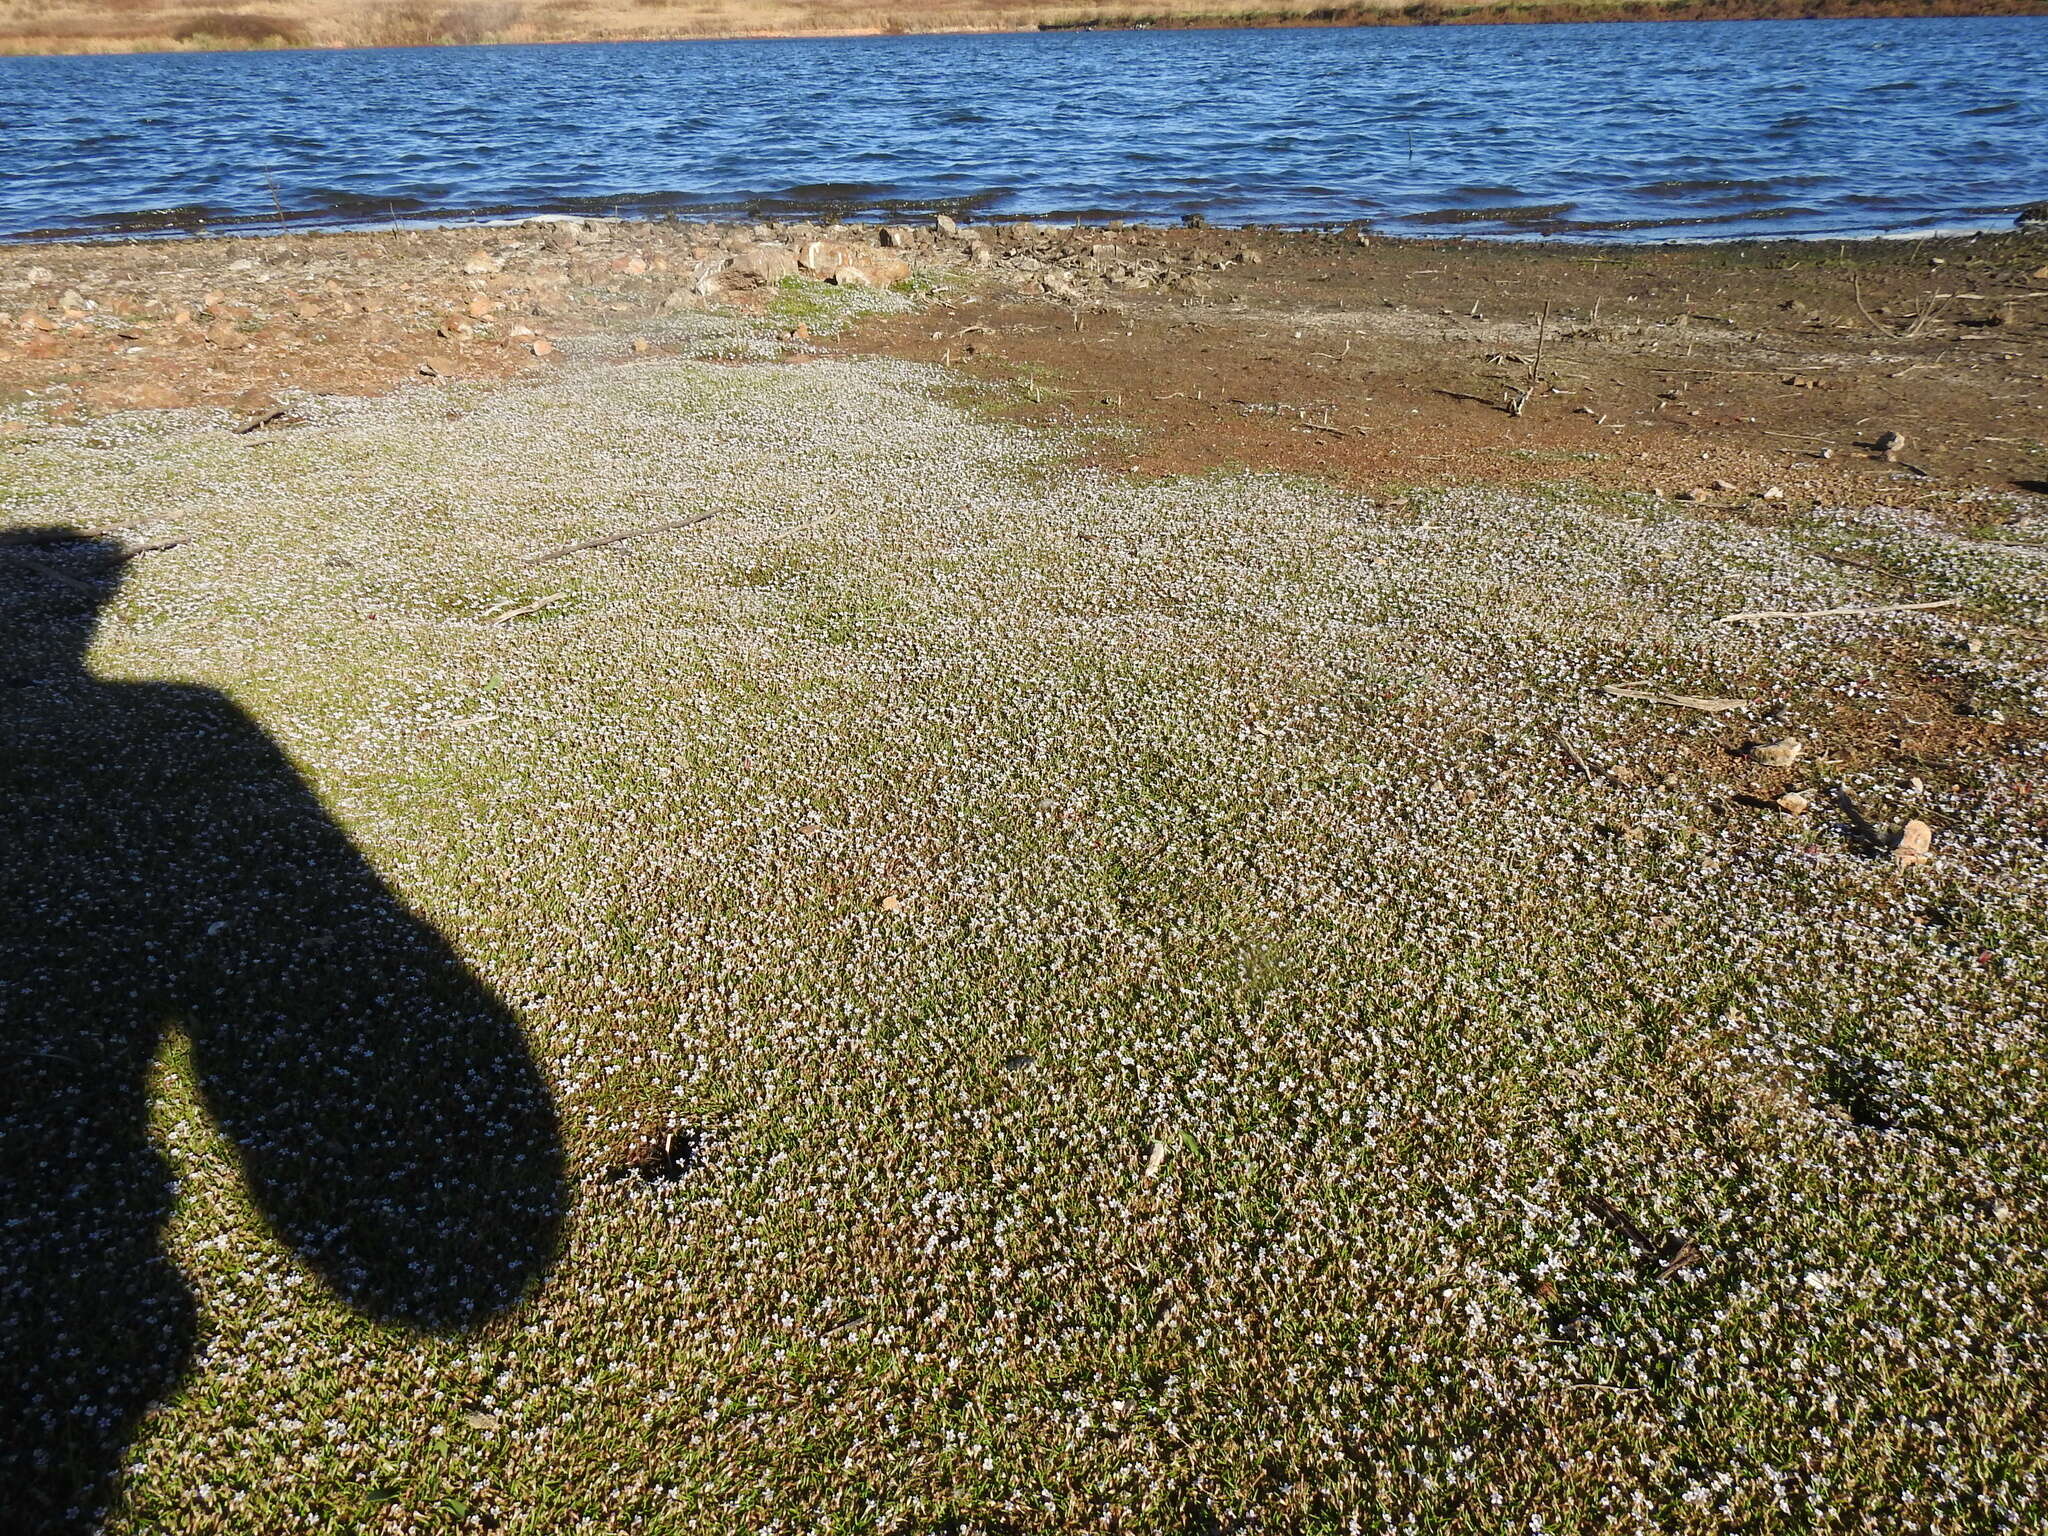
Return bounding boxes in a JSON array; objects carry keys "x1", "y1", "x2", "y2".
[{"x1": 522, "y1": 512, "x2": 715, "y2": 565}]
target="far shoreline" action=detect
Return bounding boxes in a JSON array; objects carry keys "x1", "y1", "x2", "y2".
[{"x1": 4, "y1": 0, "x2": 2046, "y2": 61}]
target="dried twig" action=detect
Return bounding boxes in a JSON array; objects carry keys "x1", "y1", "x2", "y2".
[
  {"x1": 1551, "y1": 728, "x2": 1598, "y2": 785},
  {"x1": 1601, "y1": 683, "x2": 1751, "y2": 713},
  {"x1": 1829, "y1": 785, "x2": 1890, "y2": 859},
  {"x1": 110, "y1": 538, "x2": 188, "y2": 564},
  {"x1": 1650, "y1": 365, "x2": 1846, "y2": 377},
  {"x1": 1433, "y1": 387, "x2": 1506, "y2": 412},
  {"x1": 1814, "y1": 550, "x2": 1894, "y2": 576},
  {"x1": 485, "y1": 592, "x2": 572, "y2": 625},
  {"x1": 1902, "y1": 293, "x2": 1953, "y2": 340},
  {"x1": 522, "y1": 512, "x2": 715, "y2": 565},
  {"x1": 1852, "y1": 273, "x2": 1954, "y2": 339},
  {"x1": 1577, "y1": 1188, "x2": 1704, "y2": 1280},
  {"x1": 1715, "y1": 598, "x2": 1960, "y2": 625},
  {"x1": 14, "y1": 554, "x2": 100, "y2": 594}
]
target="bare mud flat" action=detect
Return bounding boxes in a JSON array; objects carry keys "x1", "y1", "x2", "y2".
[
  {"x1": 4, "y1": 219, "x2": 2047, "y2": 1532},
  {"x1": 6, "y1": 217, "x2": 2046, "y2": 498}
]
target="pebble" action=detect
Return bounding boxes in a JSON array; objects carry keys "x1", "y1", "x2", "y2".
[
  {"x1": 1894, "y1": 819, "x2": 1934, "y2": 867},
  {"x1": 1750, "y1": 738, "x2": 1804, "y2": 768}
]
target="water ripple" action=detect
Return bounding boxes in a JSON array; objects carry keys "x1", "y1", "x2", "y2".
[{"x1": 1, "y1": 15, "x2": 2044, "y2": 242}]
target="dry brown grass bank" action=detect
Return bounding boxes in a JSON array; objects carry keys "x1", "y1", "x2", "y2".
[{"x1": 1, "y1": 0, "x2": 2043, "y2": 56}]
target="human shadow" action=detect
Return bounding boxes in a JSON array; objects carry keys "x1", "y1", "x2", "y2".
[{"x1": 0, "y1": 528, "x2": 565, "y2": 1533}]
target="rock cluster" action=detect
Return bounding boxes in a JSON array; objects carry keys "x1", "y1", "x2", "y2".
[
  {"x1": 0, "y1": 217, "x2": 940, "y2": 417},
  {"x1": 0, "y1": 213, "x2": 1282, "y2": 418},
  {"x1": 910, "y1": 219, "x2": 1267, "y2": 301},
  {"x1": 663, "y1": 215, "x2": 1262, "y2": 303}
]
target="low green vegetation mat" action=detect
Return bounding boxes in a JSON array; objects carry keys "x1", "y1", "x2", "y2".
[{"x1": 3, "y1": 334, "x2": 2045, "y2": 1532}]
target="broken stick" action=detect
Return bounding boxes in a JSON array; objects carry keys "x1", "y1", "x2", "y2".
[
  {"x1": 522, "y1": 512, "x2": 715, "y2": 565},
  {"x1": 1551, "y1": 728, "x2": 1599, "y2": 785},
  {"x1": 486, "y1": 592, "x2": 573, "y2": 625},
  {"x1": 1715, "y1": 598, "x2": 1961, "y2": 625},
  {"x1": 110, "y1": 539, "x2": 188, "y2": 565},
  {"x1": 14, "y1": 554, "x2": 100, "y2": 594},
  {"x1": 1602, "y1": 683, "x2": 1751, "y2": 713}
]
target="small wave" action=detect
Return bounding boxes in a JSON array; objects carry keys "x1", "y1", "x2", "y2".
[
  {"x1": 71, "y1": 203, "x2": 222, "y2": 233},
  {"x1": 764, "y1": 181, "x2": 904, "y2": 203},
  {"x1": 3, "y1": 21, "x2": 2043, "y2": 247},
  {"x1": 1406, "y1": 203, "x2": 1576, "y2": 227},
  {"x1": 1634, "y1": 177, "x2": 1792, "y2": 198},
  {"x1": 299, "y1": 189, "x2": 442, "y2": 215},
  {"x1": 1538, "y1": 206, "x2": 1812, "y2": 235}
]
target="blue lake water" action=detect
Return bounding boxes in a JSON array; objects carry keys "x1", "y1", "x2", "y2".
[{"x1": 1, "y1": 15, "x2": 2044, "y2": 242}]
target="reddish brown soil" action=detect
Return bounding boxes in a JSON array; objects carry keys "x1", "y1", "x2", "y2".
[
  {"x1": 828, "y1": 225, "x2": 2048, "y2": 508},
  {"x1": 5, "y1": 219, "x2": 2046, "y2": 521}
]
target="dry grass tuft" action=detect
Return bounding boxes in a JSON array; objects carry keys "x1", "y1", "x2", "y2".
[{"x1": 169, "y1": 8, "x2": 304, "y2": 42}]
